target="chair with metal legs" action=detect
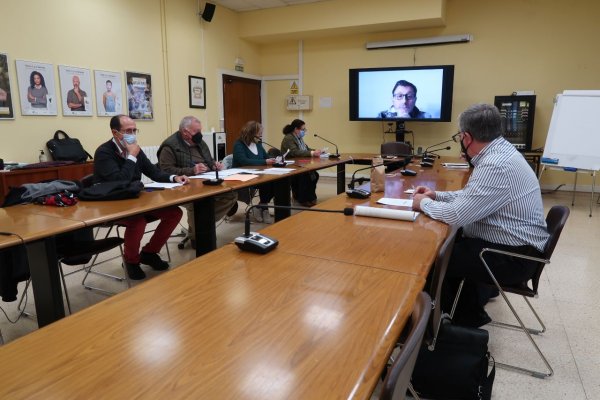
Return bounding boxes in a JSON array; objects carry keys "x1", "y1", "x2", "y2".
[
  {"x1": 451, "y1": 205, "x2": 570, "y2": 378},
  {"x1": 379, "y1": 292, "x2": 431, "y2": 400}
]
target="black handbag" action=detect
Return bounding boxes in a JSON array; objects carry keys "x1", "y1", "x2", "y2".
[
  {"x1": 411, "y1": 318, "x2": 496, "y2": 400},
  {"x1": 79, "y1": 180, "x2": 144, "y2": 201},
  {"x1": 46, "y1": 130, "x2": 93, "y2": 163}
]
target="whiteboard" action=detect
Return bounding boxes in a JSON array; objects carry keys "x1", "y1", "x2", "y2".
[{"x1": 543, "y1": 91, "x2": 600, "y2": 171}]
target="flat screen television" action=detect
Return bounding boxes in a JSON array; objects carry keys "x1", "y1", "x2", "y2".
[{"x1": 349, "y1": 65, "x2": 455, "y2": 142}]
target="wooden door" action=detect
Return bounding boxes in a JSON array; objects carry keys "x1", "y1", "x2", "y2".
[{"x1": 222, "y1": 75, "x2": 261, "y2": 154}]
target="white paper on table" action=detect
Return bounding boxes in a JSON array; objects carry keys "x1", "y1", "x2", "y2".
[
  {"x1": 377, "y1": 198, "x2": 413, "y2": 207},
  {"x1": 260, "y1": 168, "x2": 293, "y2": 175},
  {"x1": 442, "y1": 162, "x2": 470, "y2": 169},
  {"x1": 144, "y1": 182, "x2": 183, "y2": 189},
  {"x1": 190, "y1": 169, "x2": 258, "y2": 179},
  {"x1": 354, "y1": 205, "x2": 419, "y2": 221}
]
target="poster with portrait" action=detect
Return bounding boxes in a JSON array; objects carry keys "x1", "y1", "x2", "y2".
[
  {"x1": 15, "y1": 59, "x2": 58, "y2": 116},
  {"x1": 94, "y1": 70, "x2": 122, "y2": 117},
  {"x1": 58, "y1": 65, "x2": 93, "y2": 116},
  {"x1": 126, "y1": 71, "x2": 153, "y2": 120},
  {"x1": 0, "y1": 53, "x2": 14, "y2": 119}
]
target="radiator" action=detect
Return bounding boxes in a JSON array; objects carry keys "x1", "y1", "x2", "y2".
[{"x1": 140, "y1": 145, "x2": 160, "y2": 184}]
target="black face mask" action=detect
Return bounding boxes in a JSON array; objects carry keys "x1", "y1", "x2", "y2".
[
  {"x1": 459, "y1": 136, "x2": 474, "y2": 168},
  {"x1": 192, "y1": 133, "x2": 203, "y2": 144}
]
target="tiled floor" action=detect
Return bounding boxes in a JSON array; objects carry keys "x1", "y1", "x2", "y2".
[{"x1": 1, "y1": 178, "x2": 599, "y2": 399}]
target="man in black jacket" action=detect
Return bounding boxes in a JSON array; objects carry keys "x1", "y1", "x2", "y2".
[{"x1": 94, "y1": 115, "x2": 189, "y2": 280}]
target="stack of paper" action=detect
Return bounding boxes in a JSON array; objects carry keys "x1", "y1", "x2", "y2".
[{"x1": 441, "y1": 162, "x2": 470, "y2": 169}]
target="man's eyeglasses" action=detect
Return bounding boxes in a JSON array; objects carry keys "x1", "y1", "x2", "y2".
[
  {"x1": 393, "y1": 94, "x2": 415, "y2": 101},
  {"x1": 452, "y1": 132, "x2": 463, "y2": 143},
  {"x1": 121, "y1": 128, "x2": 139, "y2": 135}
]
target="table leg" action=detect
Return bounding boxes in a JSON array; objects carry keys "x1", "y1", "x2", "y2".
[
  {"x1": 274, "y1": 177, "x2": 291, "y2": 221},
  {"x1": 337, "y1": 163, "x2": 346, "y2": 194},
  {"x1": 27, "y1": 238, "x2": 65, "y2": 327},
  {"x1": 194, "y1": 196, "x2": 216, "y2": 257}
]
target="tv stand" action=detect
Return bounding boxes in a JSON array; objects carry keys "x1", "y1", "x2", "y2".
[{"x1": 395, "y1": 121, "x2": 406, "y2": 142}]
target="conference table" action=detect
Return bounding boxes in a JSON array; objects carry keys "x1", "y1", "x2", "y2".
[{"x1": 0, "y1": 156, "x2": 471, "y2": 398}]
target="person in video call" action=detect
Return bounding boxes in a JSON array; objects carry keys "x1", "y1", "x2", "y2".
[
  {"x1": 27, "y1": 71, "x2": 48, "y2": 108},
  {"x1": 411, "y1": 103, "x2": 549, "y2": 328},
  {"x1": 280, "y1": 118, "x2": 320, "y2": 207},
  {"x1": 158, "y1": 116, "x2": 238, "y2": 248},
  {"x1": 378, "y1": 79, "x2": 431, "y2": 119},
  {"x1": 93, "y1": 114, "x2": 189, "y2": 280},
  {"x1": 232, "y1": 121, "x2": 276, "y2": 224}
]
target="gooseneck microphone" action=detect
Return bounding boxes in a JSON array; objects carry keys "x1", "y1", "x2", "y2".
[
  {"x1": 203, "y1": 131, "x2": 224, "y2": 186},
  {"x1": 259, "y1": 140, "x2": 287, "y2": 167},
  {"x1": 235, "y1": 204, "x2": 354, "y2": 254},
  {"x1": 313, "y1": 134, "x2": 340, "y2": 159},
  {"x1": 422, "y1": 139, "x2": 454, "y2": 160}
]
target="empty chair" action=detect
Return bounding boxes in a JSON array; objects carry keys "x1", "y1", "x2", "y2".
[
  {"x1": 379, "y1": 291, "x2": 431, "y2": 400},
  {"x1": 381, "y1": 141, "x2": 411, "y2": 157},
  {"x1": 451, "y1": 205, "x2": 570, "y2": 378}
]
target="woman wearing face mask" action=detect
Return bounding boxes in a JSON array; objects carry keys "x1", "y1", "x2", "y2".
[
  {"x1": 280, "y1": 119, "x2": 320, "y2": 207},
  {"x1": 233, "y1": 121, "x2": 276, "y2": 223}
]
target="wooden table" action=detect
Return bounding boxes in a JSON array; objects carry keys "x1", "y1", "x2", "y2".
[{"x1": 0, "y1": 245, "x2": 424, "y2": 399}]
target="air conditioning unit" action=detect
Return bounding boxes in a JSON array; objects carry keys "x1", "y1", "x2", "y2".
[{"x1": 202, "y1": 132, "x2": 227, "y2": 161}]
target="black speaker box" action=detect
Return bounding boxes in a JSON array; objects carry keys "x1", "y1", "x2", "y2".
[{"x1": 201, "y1": 2, "x2": 216, "y2": 22}]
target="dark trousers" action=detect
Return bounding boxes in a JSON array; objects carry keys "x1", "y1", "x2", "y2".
[
  {"x1": 442, "y1": 232, "x2": 541, "y2": 320},
  {"x1": 291, "y1": 171, "x2": 319, "y2": 203},
  {"x1": 257, "y1": 182, "x2": 275, "y2": 208}
]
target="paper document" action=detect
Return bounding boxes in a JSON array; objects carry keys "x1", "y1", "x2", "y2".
[
  {"x1": 261, "y1": 168, "x2": 293, "y2": 175},
  {"x1": 377, "y1": 198, "x2": 413, "y2": 207},
  {"x1": 442, "y1": 162, "x2": 470, "y2": 169},
  {"x1": 190, "y1": 169, "x2": 257, "y2": 179},
  {"x1": 223, "y1": 174, "x2": 259, "y2": 182},
  {"x1": 144, "y1": 182, "x2": 183, "y2": 189}
]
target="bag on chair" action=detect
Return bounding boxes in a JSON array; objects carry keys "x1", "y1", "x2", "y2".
[
  {"x1": 46, "y1": 130, "x2": 93, "y2": 163},
  {"x1": 79, "y1": 180, "x2": 144, "y2": 201},
  {"x1": 411, "y1": 317, "x2": 495, "y2": 400}
]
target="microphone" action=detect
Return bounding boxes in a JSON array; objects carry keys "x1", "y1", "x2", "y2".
[
  {"x1": 346, "y1": 163, "x2": 386, "y2": 198},
  {"x1": 235, "y1": 204, "x2": 354, "y2": 254},
  {"x1": 313, "y1": 134, "x2": 340, "y2": 158},
  {"x1": 203, "y1": 131, "x2": 224, "y2": 186},
  {"x1": 422, "y1": 139, "x2": 454, "y2": 161},
  {"x1": 259, "y1": 140, "x2": 287, "y2": 167}
]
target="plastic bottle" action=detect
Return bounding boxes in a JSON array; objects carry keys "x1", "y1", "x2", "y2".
[{"x1": 39, "y1": 150, "x2": 48, "y2": 163}]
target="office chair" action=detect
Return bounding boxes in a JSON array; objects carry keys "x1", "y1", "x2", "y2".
[
  {"x1": 450, "y1": 205, "x2": 570, "y2": 378},
  {"x1": 381, "y1": 142, "x2": 412, "y2": 172},
  {"x1": 379, "y1": 292, "x2": 431, "y2": 400}
]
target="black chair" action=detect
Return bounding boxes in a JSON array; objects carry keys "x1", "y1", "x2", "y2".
[
  {"x1": 381, "y1": 141, "x2": 411, "y2": 158},
  {"x1": 379, "y1": 292, "x2": 431, "y2": 400},
  {"x1": 451, "y1": 205, "x2": 570, "y2": 378}
]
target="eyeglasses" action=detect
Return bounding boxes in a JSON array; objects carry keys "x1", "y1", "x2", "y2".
[
  {"x1": 121, "y1": 128, "x2": 139, "y2": 135},
  {"x1": 393, "y1": 94, "x2": 415, "y2": 101}
]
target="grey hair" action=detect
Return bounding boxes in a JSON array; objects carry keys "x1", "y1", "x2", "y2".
[
  {"x1": 179, "y1": 116, "x2": 200, "y2": 132},
  {"x1": 458, "y1": 103, "x2": 502, "y2": 142}
]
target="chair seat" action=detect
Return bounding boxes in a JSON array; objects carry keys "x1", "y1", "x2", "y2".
[
  {"x1": 496, "y1": 282, "x2": 535, "y2": 297},
  {"x1": 58, "y1": 237, "x2": 124, "y2": 265}
]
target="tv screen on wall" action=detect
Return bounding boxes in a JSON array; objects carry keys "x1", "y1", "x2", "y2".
[{"x1": 349, "y1": 65, "x2": 455, "y2": 123}]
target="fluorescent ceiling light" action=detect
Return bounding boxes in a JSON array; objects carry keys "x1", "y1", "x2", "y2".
[{"x1": 366, "y1": 34, "x2": 472, "y2": 50}]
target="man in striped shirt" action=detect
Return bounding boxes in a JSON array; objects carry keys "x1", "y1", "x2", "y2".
[{"x1": 413, "y1": 103, "x2": 549, "y2": 327}]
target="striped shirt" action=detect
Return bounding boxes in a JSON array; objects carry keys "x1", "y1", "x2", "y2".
[{"x1": 421, "y1": 137, "x2": 549, "y2": 252}]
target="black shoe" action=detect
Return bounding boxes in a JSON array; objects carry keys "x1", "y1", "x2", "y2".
[
  {"x1": 139, "y1": 252, "x2": 169, "y2": 271},
  {"x1": 226, "y1": 202, "x2": 239, "y2": 217},
  {"x1": 124, "y1": 262, "x2": 146, "y2": 280}
]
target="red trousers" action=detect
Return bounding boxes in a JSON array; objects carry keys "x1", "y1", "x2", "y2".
[{"x1": 117, "y1": 206, "x2": 183, "y2": 264}]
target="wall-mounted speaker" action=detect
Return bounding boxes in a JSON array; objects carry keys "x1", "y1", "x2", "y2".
[{"x1": 200, "y1": 2, "x2": 216, "y2": 22}]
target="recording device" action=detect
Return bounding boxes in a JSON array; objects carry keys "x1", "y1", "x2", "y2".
[
  {"x1": 420, "y1": 161, "x2": 434, "y2": 168},
  {"x1": 313, "y1": 134, "x2": 340, "y2": 158},
  {"x1": 235, "y1": 204, "x2": 354, "y2": 254},
  {"x1": 203, "y1": 131, "x2": 224, "y2": 186},
  {"x1": 346, "y1": 188, "x2": 371, "y2": 199},
  {"x1": 400, "y1": 169, "x2": 417, "y2": 176}
]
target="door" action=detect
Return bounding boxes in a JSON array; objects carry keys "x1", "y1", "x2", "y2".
[{"x1": 222, "y1": 75, "x2": 262, "y2": 154}]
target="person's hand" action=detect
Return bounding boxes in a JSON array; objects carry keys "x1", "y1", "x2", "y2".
[
  {"x1": 311, "y1": 149, "x2": 322, "y2": 157},
  {"x1": 412, "y1": 193, "x2": 429, "y2": 211},
  {"x1": 194, "y1": 163, "x2": 209, "y2": 174},
  {"x1": 414, "y1": 186, "x2": 436, "y2": 200},
  {"x1": 174, "y1": 175, "x2": 189, "y2": 185},
  {"x1": 266, "y1": 158, "x2": 276, "y2": 165},
  {"x1": 214, "y1": 161, "x2": 224, "y2": 171},
  {"x1": 125, "y1": 142, "x2": 140, "y2": 157}
]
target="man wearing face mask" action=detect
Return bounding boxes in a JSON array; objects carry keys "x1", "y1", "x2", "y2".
[
  {"x1": 93, "y1": 115, "x2": 190, "y2": 280},
  {"x1": 412, "y1": 104, "x2": 549, "y2": 328},
  {"x1": 280, "y1": 119, "x2": 321, "y2": 207},
  {"x1": 157, "y1": 116, "x2": 238, "y2": 248}
]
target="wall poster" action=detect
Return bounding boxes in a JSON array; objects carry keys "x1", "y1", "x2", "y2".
[
  {"x1": 95, "y1": 70, "x2": 122, "y2": 117},
  {"x1": 0, "y1": 53, "x2": 14, "y2": 119},
  {"x1": 15, "y1": 59, "x2": 58, "y2": 116},
  {"x1": 126, "y1": 71, "x2": 153, "y2": 120},
  {"x1": 58, "y1": 65, "x2": 93, "y2": 116}
]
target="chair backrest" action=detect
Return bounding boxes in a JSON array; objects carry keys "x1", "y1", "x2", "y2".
[
  {"x1": 267, "y1": 147, "x2": 282, "y2": 158},
  {"x1": 222, "y1": 154, "x2": 234, "y2": 169},
  {"x1": 530, "y1": 205, "x2": 570, "y2": 293},
  {"x1": 381, "y1": 142, "x2": 411, "y2": 157},
  {"x1": 427, "y1": 227, "x2": 458, "y2": 347},
  {"x1": 379, "y1": 292, "x2": 431, "y2": 400}
]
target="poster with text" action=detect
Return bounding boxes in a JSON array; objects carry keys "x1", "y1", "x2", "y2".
[
  {"x1": 94, "y1": 70, "x2": 122, "y2": 117},
  {"x1": 15, "y1": 59, "x2": 58, "y2": 116},
  {"x1": 0, "y1": 53, "x2": 15, "y2": 119},
  {"x1": 126, "y1": 71, "x2": 153, "y2": 120},
  {"x1": 58, "y1": 65, "x2": 93, "y2": 116}
]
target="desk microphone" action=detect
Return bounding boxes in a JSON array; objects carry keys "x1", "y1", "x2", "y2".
[
  {"x1": 313, "y1": 134, "x2": 340, "y2": 158},
  {"x1": 203, "y1": 131, "x2": 224, "y2": 186},
  {"x1": 346, "y1": 163, "x2": 385, "y2": 198},
  {"x1": 259, "y1": 140, "x2": 288, "y2": 167},
  {"x1": 422, "y1": 139, "x2": 454, "y2": 160},
  {"x1": 235, "y1": 204, "x2": 354, "y2": 253}
]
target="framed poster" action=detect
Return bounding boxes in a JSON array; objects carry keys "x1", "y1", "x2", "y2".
[
  {"x1": 15, "y1": 59, "x2": 58, "y2": 116},
  {"x1": 58, "y1": 65, "x2": 93, "y2": 116},
  {"x1": 189, "y1": 75, "x2": 206, "y2": 109},
  {"x1": 0, "y1": 53, "x2": 14, "y2": 119},
  {"x1": 126, "y1": 71, "x2": 153, "y2": 120},
  {"x1": 95, "y1": 70, "x2": 122, "y2": 117}
]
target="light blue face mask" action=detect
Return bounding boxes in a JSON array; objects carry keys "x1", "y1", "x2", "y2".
[
  {"x1": 122, "y1": 133, "x2": 137, "y2": 145},
  {"x1": 298, "y1": 130, "x2": 305, "y2": 138}
]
